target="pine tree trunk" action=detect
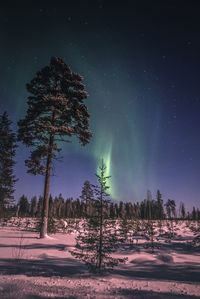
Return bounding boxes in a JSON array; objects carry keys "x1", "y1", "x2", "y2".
[
  {"x1": 40, "y1": 134, "x2": 54, "y2": 238},
  {"x1": 98, "y1": 187, "x2": 103, "y2": 270}
]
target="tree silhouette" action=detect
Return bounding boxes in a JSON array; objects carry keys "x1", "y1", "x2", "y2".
[
  {"x1": 80, "y1": 180, "x2": 94, "y2": 218},
  {"x1": 165, "y1": 199, "x2": 176, "y2": 237},
  {"x1": 18, "y1": 195, "x2": 30, "y2": 216},
  {"x1": 30, "y1": 196, "x2": 38, "y2": 217},
  {"x1": 72, "y1": 160, "x2": 126, "y2": 272},
  {"x1": 0, "y1": 111, "x2": 17, "y2": 216},
  {"x1": 156, "y1": 189, "x2": 164, "y2": 219},
  {"x1": 18, "y1": 57, "x2": 91, "y2": 237}
]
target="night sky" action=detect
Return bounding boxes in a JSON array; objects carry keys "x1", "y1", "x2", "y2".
[{"x1": 1, "y1": 1, "x2": 200, "y2": 209}]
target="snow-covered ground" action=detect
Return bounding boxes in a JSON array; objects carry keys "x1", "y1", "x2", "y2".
[{"x1": 0, "y1": 219, "x2": 199, "y2": 299}]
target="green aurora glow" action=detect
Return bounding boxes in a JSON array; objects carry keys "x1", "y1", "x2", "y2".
[{"x1": 1, "y1": 1, "x2": 200, "y2": 209}]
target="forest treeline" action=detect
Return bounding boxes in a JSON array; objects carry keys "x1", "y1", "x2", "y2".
[{"x1": 12, "y1": 184, "x2": 200, "y2": 221}]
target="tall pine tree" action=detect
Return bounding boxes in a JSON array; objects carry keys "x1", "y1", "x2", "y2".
[
  {"x1": 80, "y1": 180, "x2": 94, "y2": 218},
  {"x1": 156, "y1": 189, "x2": 164, "y2": 220},
  {"x1": 18, "y1": 195, "x2": 30, "y2": 217},
  {"x1": 18, "y1": 57, "x2": 91, "y2": 237},
  {"x1": 0, "y1": 112, "x2": 17, "y2": 216}
]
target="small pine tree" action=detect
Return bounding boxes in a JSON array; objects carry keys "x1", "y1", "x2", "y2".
[
  {"x1": 72, "y1": 160, "x2": 126, "y2": 273},
  {"x1": 144, "y1": 220, "x2": 158, "y2": 253},
  {"x1": 48, "y1": 216, "x2": 57, "y2": 234},
  {"x1": 118, "y1": 218, "x2": 136, "y2": 244},
  {"x1": 0, "y1": 112, "x2": 17, "y2": 217},
  {"x1": 165, "y1": 199, "x2": 176, "y2": 237}
]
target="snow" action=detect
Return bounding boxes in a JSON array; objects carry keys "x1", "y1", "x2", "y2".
[
  {"x1": 40, "y1": 234, "x2": 56, "y2": 240},
  {"x1": 0, "y1": 219, "x2": 200, "y2": 298}
]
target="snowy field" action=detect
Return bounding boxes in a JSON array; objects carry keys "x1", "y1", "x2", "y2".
[{"x1": 0, "y1": 218, "x2": 200, "y2": 299}]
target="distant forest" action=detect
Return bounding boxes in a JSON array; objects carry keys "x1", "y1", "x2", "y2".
[{"x1": 8, "y1": 184, "x2": 200, "y2": 221}]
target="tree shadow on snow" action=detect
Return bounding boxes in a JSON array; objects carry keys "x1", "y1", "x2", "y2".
[
  {"x1": 0, "y1": 257, "x2": 88, "y2": 278},
  {"x1": 162, "y1": 242, "x2": 200, "y2": 255},
  {"x1": 0, "y1": 243, "x2": 71, "y2": 250},
  {"x1": 0, "y1": 235, "x2": 37, "y2": 239},
  {"x1": 113, "y1": 262, "x2": 200, "y2": 283},
  {"x1": 116, "y1": 241, "x2": 200, "y2": 256},
  {"x1": 0, "y1": 256, "x2": 200, "y2": 285}
]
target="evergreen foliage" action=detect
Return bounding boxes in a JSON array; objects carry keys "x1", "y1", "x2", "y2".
[
  {"x1": 165, "y1": 199, "x2": 176, "y2": 219},
  {"x1": 47, "y1": 216, "x2": 57, "y2": 234},
  {"x1": 179, "y1": 202, "x2": 186, "y2": 219},
  {"x1": 80, "y1": 180, "x2": 94, "y2": 218},
  {"x1": 71, "y1": 160, "x2": 126, "y2": 273},
  {"x1": 18, "y1": 195, "x2": 30, "y2": 216},
  {"x1": 118, "y1": 218, "x2": 135, "y2": 244},
  {"x1": 156, "y1": 190, "x2": 164, "y2": 219},
  {"x1": 7, "y1": 193, "x2": 200, "y2": 221},
  {"x1": 144, "y1": 220, "x2": 159, "y2": 252},
  {"x1": 30, "y1": 196, "x2": 38, "y2": 217},
  {"x1": 17, "y1": 57, "x2": 91, "y2": 237},
  {"x1": 0, "y1": 111, "x2": 17, "y2": 216}
]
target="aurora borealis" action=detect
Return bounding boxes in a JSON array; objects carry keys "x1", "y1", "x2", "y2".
[{"x1": 1, "y1": 1, "x2": 200, "y2": 209}]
